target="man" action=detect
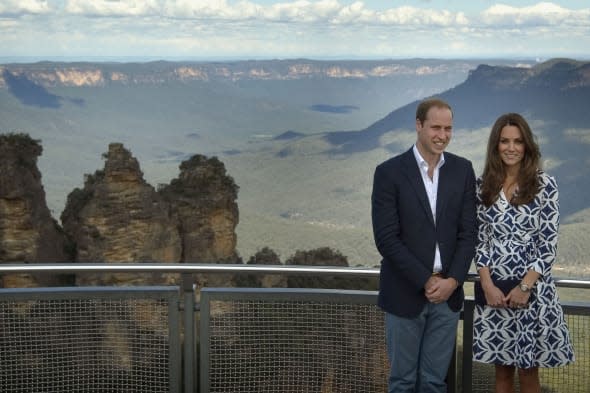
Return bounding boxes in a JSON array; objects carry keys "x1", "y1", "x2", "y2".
[{"x1": 371, "y1": 98, "x2": 477, "y2": 393}]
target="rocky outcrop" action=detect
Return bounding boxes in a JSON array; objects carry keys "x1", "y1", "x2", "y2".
[
  {"x1": 234, "y1": 247, "x2": 288, "y2": 288},
  {"x1": 159, "y1": 154, "x2": 239, "y2": 263},
  {"x1": 159, "y1": 154, "x2": 240, "y2": 289},
  {"x1": 0, "y1": 133, "x2": 73, "y2": 287},
  {"x1": 60, "y1": 143, "x2": 182, "y2": 286},
  {"x1": 286, "y1": 247, "x2": 377, "y2": 291}
]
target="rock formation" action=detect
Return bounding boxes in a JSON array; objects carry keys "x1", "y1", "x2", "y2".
[
  {"x1": 1, "y1": 135, "x2": 242, "y2": 287},
  {"x1": 56, "y1": 143, "x2": 242, "y2": 288},
  {"x1": 234, "y1": 247, "x2": 288, "y2": 288},
  {"x1": 285, "y1": 247, "x2": 377, "y2": 290},
  {"x1": 159, "y1": 154, "x2": 241, "y2": 289},
  {"x1": 159, "y1": 154, "x2": 239, "y2": 264},
  {"x1": 60, "y1": 143, "x2": 182, "y2": 286},
  {"x1": 0, "y1": 133, "x2": 73, "y2": 287}
]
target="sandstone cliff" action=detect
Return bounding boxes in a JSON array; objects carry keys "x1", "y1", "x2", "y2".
[
  {"x1": 0, "y1": 133, "x2": 73, "y2": 287},
  {"x1": 0, "y1": 59, "x2": 476, "y2": 88},
  {"x1": 60, "y1": 143, "x2": 182, "y2": 286},
  {"x1": 159, "y1": 154, "x2": 241, "y2": 289},
  {"x1": 159, "y1": 154, "x2": 239, "y2": 263}
]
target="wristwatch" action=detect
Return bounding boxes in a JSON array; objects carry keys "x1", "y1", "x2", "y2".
[{"x1": 519, "y1": 282, "x2": 531, "y2": 293}]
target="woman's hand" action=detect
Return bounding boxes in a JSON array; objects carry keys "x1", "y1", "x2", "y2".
[
  {"x1": 507, "y1": 288, "x2": 531, "y2": 309},
  {"x1": 483, "y1": 284, "x2": 508, "y2": 308}
]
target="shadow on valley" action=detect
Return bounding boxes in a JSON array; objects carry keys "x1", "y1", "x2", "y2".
[{"x1": 2, "y1": 69, "x2": 84, "y2": 109}]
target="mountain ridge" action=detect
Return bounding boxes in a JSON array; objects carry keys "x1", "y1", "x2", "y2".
[
  {"x1": 323, "y1": 59, "x2": 590, "y2": 154},
  {"x1": 0, "y1": 58, "x2": 529, "y2": 88}
]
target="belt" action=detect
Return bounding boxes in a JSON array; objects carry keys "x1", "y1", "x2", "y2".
[{"x1": 432, "y1": 272, "x2": 443, "y2": 277}]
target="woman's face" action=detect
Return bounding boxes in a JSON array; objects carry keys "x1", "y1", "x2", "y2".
[{"x1": 498, "y1": 125, "x2": 525, "y2": 169}]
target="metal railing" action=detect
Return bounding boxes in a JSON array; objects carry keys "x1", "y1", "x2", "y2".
[{"x1": 1, "y1": 263, "x2": 589, "y2": 393}]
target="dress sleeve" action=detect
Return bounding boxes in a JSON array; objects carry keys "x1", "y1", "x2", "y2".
[
  {"x1": 529, "y1": 173, "x2": 560, "y2": 276},
  {"x1": 474, "y1": 181, "x2": 491, "y2": 270}
]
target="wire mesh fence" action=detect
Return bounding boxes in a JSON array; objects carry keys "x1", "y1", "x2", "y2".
[
  {"x1": 0, "y1": 287, "x2": 180, "y2": 393},
  {"x1": 201, "y1": 289, "x2": 389, "y2": 393}
]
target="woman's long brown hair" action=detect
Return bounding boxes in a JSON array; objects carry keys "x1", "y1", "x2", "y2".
[{"x1": 480, "y1": 113, "x2": 541, "y2": 207}]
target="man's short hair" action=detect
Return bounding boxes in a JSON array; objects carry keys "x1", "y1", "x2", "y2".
[{"x1": 416, "y1": 98, "x2": 453, "y2": 123}]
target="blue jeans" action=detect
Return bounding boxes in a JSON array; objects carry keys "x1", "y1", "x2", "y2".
[{"x1": 385, "y1": 303, "x2": 459, "y2": 393}]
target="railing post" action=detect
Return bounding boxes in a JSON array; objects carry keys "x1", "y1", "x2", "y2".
[
  {"x1": 182, "y1": 273, "x2": 196, "y2": 393},
  {"x1": 462, "y1": 299, "x2": 475, "y2": 393}
]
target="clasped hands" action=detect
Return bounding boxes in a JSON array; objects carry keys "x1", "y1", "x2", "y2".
[
  {"x1": 425, "y1": 276, "x2": 457, "y2": 304},
  {"x1": 483, "y1": 285, "x2": 530, "y2": 308}
]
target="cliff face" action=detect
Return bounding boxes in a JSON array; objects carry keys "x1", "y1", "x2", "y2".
[
  {"x1": 0, "y1": 134, "x2": 72, "y2": 287},
  {"x1": 62, "y1": 143, "x2": 182, "y2": 262},
  {"x1": 0, "y1": 59, "x2": 476, "y2": 88},
  {"x1": 60, "y1": 143, "x2": 182, "y2": 285},
  {"x1": 159, "y1": 154, "x2": 240, "y2": 289},
  {"x1": 159, "y1": 155, "x2": 239, "y2": 263}
]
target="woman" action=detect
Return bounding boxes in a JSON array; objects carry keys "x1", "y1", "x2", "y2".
[{"x1": 472, "y1": 113, "x2": 574, "y2": 393}]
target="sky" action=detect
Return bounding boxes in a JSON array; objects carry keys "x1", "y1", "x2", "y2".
[{"x1": 1, "y1": 0, "x2": 589, "y2": 61}]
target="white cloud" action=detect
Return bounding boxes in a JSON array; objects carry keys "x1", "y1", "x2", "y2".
[
  {"x1": 481, "y1": 2, "x2": 590, "y2": 27},
  {"x1": 59, "y1": 0, "x2": 469, "y2": 27},
  {"x1": 162, "y1": 0, "x2": 351, "y2": 22},
  {"x1": 162, "y1": 0, "x2": 238, "y2": 19},
  {"x1": 64, "y1": 0, "x2": 160, "y2": 17},
  {"x1": 1, "y1": 1, "x2": 589, "y2": 59},
  {"x1": 0, "y1": 0, "x2": 52, "y2": 15},
  {"x1": 367, "y1": 6, "x2": 467, "y2": 27}
]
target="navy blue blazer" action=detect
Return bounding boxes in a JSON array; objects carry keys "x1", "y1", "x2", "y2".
[{"x1": 371, "y1": 148, "x2": 477, "y2": 318}]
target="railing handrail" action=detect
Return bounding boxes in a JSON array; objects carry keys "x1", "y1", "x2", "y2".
[
  {"x1": 1, "y1": 263, "x2": 589, "y2": 288},
  {"x1": 0, "y1": 263, "x2": 378, "y2": 277}
]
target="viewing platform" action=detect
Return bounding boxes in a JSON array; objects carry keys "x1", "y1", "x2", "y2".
[{"x1": 1, "y1": 264, "x2": 588, "y2": 393}]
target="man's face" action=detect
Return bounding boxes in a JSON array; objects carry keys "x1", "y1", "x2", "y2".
[{"x1": 416, "y1": 106, "x2": 453, "y2": 160}]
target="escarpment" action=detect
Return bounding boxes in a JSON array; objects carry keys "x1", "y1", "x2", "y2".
[
  {"x1": 158, "y1": 154, "x2": 241, "y2": 290},
  {"x1": 60, "y1": 143, "x2": 183, "y2": 286},
  {"x1": 0, "y1": 133, "x2": 73, "y2": 287}
]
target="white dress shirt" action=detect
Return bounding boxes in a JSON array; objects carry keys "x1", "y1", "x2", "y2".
[{"x1": 412, "y1": 144, "x2": 445, "y2": 273}]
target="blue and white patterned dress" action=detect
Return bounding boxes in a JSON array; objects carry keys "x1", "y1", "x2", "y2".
[{"x1": 472, "y1": 171, "x2": 575, "y2": 368}]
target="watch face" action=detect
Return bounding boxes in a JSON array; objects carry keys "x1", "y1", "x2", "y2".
[{"x1": 519, "y1": 283, "x2": 530, "y2": 292}]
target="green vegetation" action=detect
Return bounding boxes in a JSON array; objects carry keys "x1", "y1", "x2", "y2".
[{"x1": 0, "y1": 132, "x2": 41, "y2": 148}]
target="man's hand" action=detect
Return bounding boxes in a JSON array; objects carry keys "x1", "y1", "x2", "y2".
[
  {"x1": 425, "y1": 277, "x2": 457, "y2": 304},
  {"x1": 424, "y1": 275, "x2": 441, "y2": 292}
]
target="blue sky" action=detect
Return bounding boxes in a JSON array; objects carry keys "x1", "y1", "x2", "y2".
[{"x1": 1, "y1": 1, "x2": 589, "y2": 61}]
